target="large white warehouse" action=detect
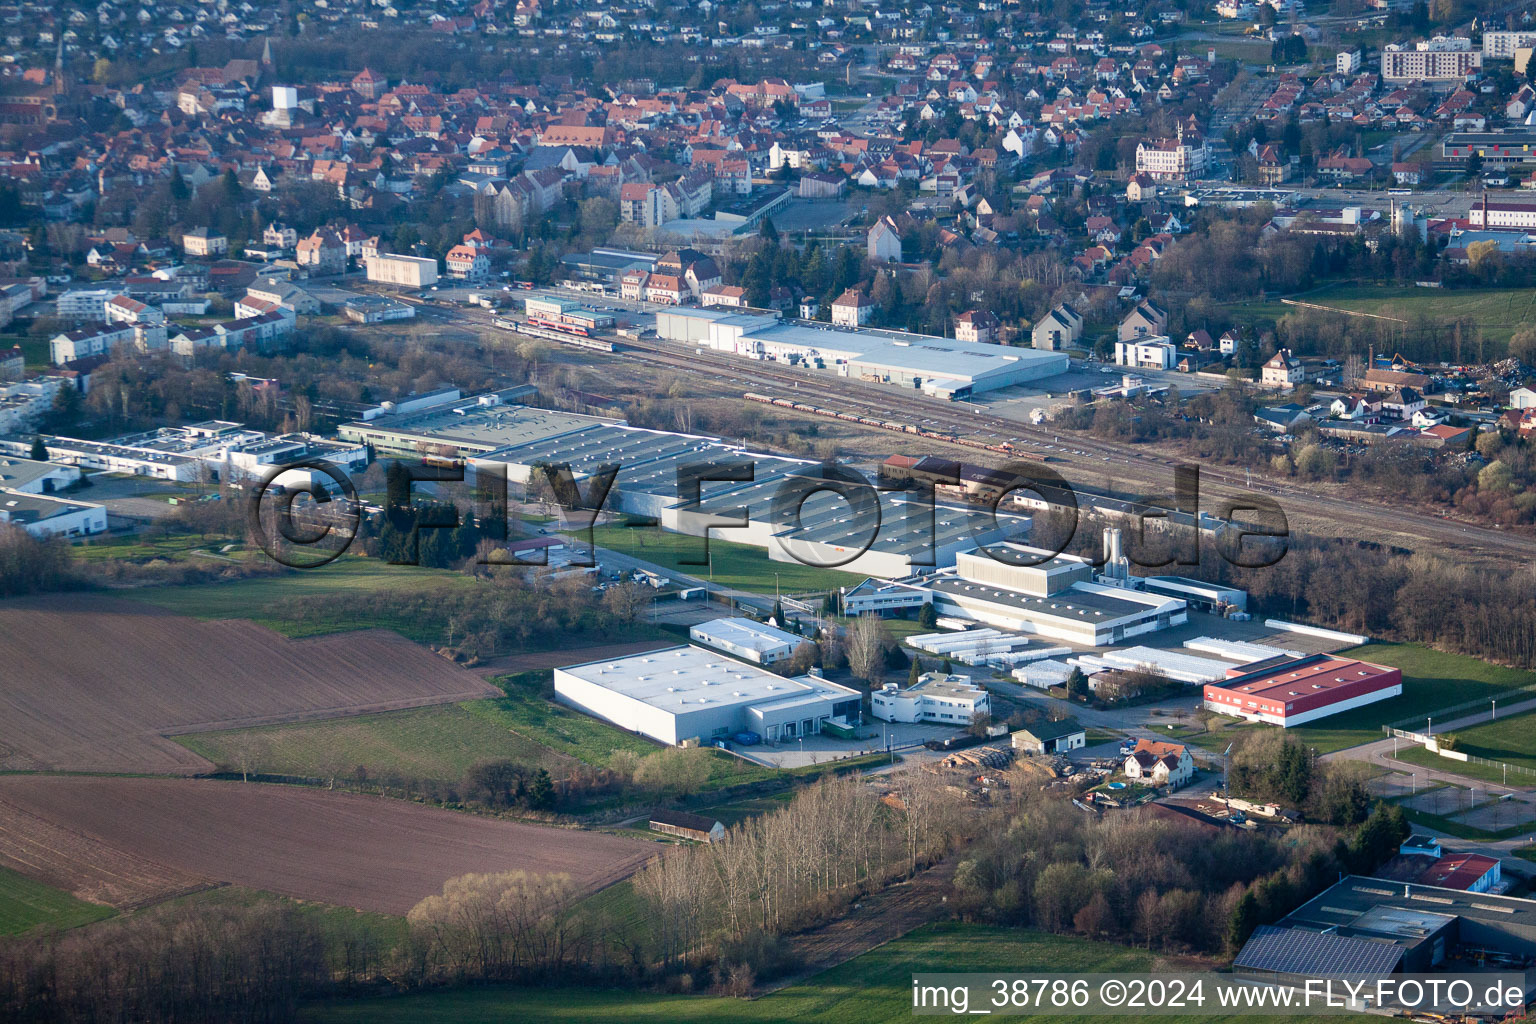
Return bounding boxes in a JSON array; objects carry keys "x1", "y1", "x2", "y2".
[
  {"x1": 656, "y1": 308, "x2": 1068, "y2": 399},
  {"x1": 844, "y1": 542, "x2": 1188, "y2": 647},
  {"x1": 553, "y1": 645, "x2": 863, "y2": 746}
]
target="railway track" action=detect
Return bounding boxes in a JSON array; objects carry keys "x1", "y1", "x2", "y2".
[
  {"x1": 437, "y1": 303, "x2": 1535, "y2": 560},
  {"x1": 635, "y1": 341, "x2": 1536, "y2": 561}
]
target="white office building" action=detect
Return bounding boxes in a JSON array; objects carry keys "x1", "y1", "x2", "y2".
[
  {"x1": 1115, "y1": 337, "x2": 1178, "y2": 370},
  {"x1": 553, "y1": 645, "x2": 863, "y2": 745},
  {"x1": 870, "y1": 672, "x2": 991, "y2": 725}
]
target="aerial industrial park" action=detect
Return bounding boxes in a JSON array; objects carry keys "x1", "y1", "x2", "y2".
[{"x1": 11, "y1": 0, "x2": 1536, "y2": 1020}]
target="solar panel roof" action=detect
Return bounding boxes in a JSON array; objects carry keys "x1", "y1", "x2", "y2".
[{"x1": 1233, "y1": 925, "x2": 1406, "y2": 976}]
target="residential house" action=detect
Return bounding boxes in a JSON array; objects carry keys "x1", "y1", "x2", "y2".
[
  {"x1": 955, "y1": 310, "x2": 1000, "y2": 343},
  {"x1": 1123, "y1": 738, "x2": 1194, "y2": 788},
  {"x1": 868, "y1": 215, "x2": 903, "y2": 262},
  {"x1": 1261, "y1": 349, "x2": 1305, "y2": 388},
  {"x1": 181, "y1": 227, "x2": 227, "y2": 258},
  {"x1": 1118, "y1": 301, "x2": 1167, "y2": 342},
  {"x1": 1032, "y1": 303, "x2": 1083, "y2": 350},
  {"x1": 295, "y1": 229, "x2": 347, "y2": 275},
  {"x1": 831, "y1": 288, "x2": 875, "y2": 326}
]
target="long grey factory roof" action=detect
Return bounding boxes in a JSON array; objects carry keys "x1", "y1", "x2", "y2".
[
  {"x1": 924, "y1": 574, "x2": 1161, "y2": 622},
  {"x1": 346, "y1": 404, "x2": 601, "y2": 451},
  {"x1": 745, "y1": 322, "x2": 1063, "y2": 381}
]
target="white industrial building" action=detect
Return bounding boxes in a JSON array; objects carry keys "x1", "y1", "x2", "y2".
[
  {"x1": 3, "y1": 423, "x2": 366, "y2": 483},
  {"x1": 870, "y1": 672, "x2": 991, "y2": 725},
  {"x1": 689, "y1": 617, "x2": 803, "y2": 665},
  {"x1": 841, "y1": 531, "x2": 1192, "y2": 648},
  {"x1": 0, "y1": 490, "x2": 107, "y2": 538},
  {"x1": 553, "y1": 645, "x2": 863, "y2": 746},
  {"x1": 655, "y1": 307, "x2": 1068, "y2": 399},
  {"x1": 333, "y1": 391, "x2": 1030, "y2": 579},
  {"x1": 0, "y1": 456, "x2": 81, "y2": 494}
]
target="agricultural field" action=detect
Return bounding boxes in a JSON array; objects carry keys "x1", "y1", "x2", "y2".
[
  {"x1": 0, "y1": 594, "x2": 500, "y2": 773},
  {"x1": 1287, "y1": 643, "x2": 1536, "y2": 754},
  {"x1": 1224, "y1": 285, "x2": 1536, "y2": 347},
  {"x1": 299, "y1": 922, "x2": 1372, "y2": 1024},
  {"x1": 0, "y1": 787, "x2": 211, "y2": 908},
  {"x1": 130, "y1": 555, "x2": 478, "y2": 642},
  {"x1": 587, "y1": 524, "x2": 865, "y2": 596},
  {"x1": 175, "y1": 700, "x2": 581, "y2": 781},
  {"x1": 0, "y1": 867, "x2": 115, "y2": 935},
  {"x1": 0, "y1": 776, "x2": 655, "y2": 915}
]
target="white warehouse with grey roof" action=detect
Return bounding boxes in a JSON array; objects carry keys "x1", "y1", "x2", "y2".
[
  {"x1": 553, "y1": 645, "x2": 863, "y2": 746},
  {"x1": 655, "y1": 308, "x2": 1069, "y2": 399},
  {"x1": 844, "y1": 543, "x2": 1188, "y2": 647}
]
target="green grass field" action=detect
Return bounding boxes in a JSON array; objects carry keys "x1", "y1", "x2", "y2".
[
  {"x1": 587, "y1": 525, "x2": 866, "y2": 596},
  {"x1": 298, "y1": 922, "x2": 1372, "y2": 1024},
  {"x1": 1414, "y1": 710, "x2": 1536, "y2": 773},
  {"x1": 1224, "y1": 285, "x2": 1536, "y2": 347},
  {"x1": 130, "y1": 556, "x2": 479, "y2": 641},
  {"x1": 1284, "y1": 643, "x2": 1536, "y2": 754},
  {"x1": 0, "y1": 868, "x2": 114, "y2": 935},
  {"x1": 174, "y1": 700, "x2": 580, "y2": 781}
]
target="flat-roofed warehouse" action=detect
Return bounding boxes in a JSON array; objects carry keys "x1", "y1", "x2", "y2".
[
  {"x1": 337, "y1": 392, "x2": 607, "y2": 458},
  {"x1": 1239, "y1": 874, "x2": 1536, "y2": 976},
  {"x1": 667, "y1": 467, "x2": 1032, "y2": 578},
  {"x1": 1203, "y1": 654, "x2": 1402, "y2": 727},
  {"x1": 554, "y1": 645, "x2": 863, "y2": 746},
  {"x1": 335, "y1": 391, "x2": 1032, "y2": 577},
  {"x1": 922, "y1": 545, "x2": 1187, "y2": 646},
  {"x1": 655, "y1": 308, "x2": 1069, "y2": 399}
]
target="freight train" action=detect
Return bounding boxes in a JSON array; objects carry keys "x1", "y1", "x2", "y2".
[{"x1": 742, "y1": 392, "x2": 1049, "y2": 460}]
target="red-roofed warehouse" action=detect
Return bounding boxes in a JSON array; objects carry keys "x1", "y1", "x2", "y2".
[{"x1": 1202, "y1": 654, "x2": 1402, "y2": 728}]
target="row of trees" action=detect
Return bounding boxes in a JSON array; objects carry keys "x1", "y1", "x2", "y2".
[
  {"x1": 634, "y1": 772, "x2": 967, "y2": 984},
  {"x1": 954, "y1": 787, "x2": 1408, "y2": 956}
]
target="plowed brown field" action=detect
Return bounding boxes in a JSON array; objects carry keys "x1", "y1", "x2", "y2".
[
  {"x1": 0, "y1": 777, "x2": 655, "y2": 913},
  {"x1": 0, "y1": 594, "x2": 501, "y2": 773}
]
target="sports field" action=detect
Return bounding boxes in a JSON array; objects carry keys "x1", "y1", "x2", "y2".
[
  {"x1": 1389, "y1": 709, "x2": 1536, "y2": 786},
  {"x1": 1287, "y1": 643, "x2": 1536, "y2": 753},
  {"x1": 0, "y1": 868, "x2": 114, "y2": 935},
  {"x1": 298, "y1": 922, "x2": 1373, "y2": 1024}
]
